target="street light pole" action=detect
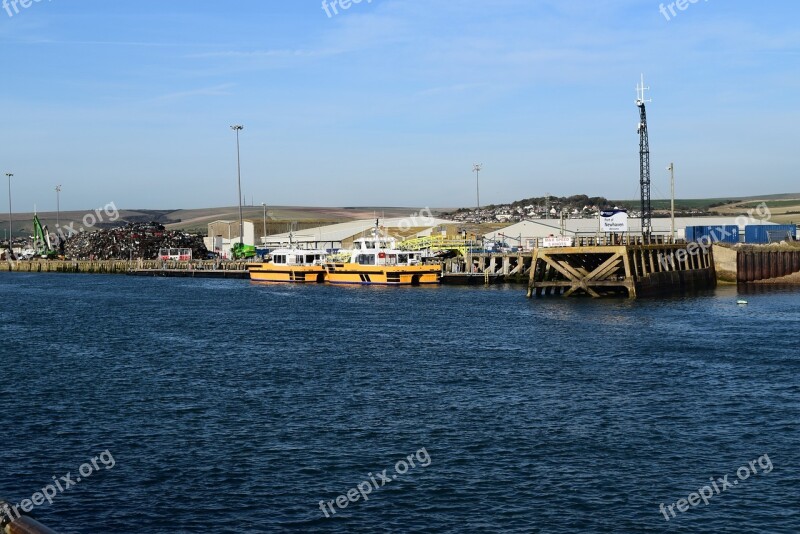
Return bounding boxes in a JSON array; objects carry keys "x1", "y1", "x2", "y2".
[
  {"x1": 667, "y1": 163, "x2": 675, "y2": 242},
  {"x1": 473, "y1": 163, "x2": 482, "y2": 210},
  {"x1": 5, "y1": 172, "x2": 13, "y2": 247},
  {"x1": 55, "y1": 185, "x2": 62, "y2": 230},
  {"x1": 261, "y1": 202, "x2": 267, "y2": 247},
  {"x1": 231, "y1": 125, "x2": 244, "y2": 246}
]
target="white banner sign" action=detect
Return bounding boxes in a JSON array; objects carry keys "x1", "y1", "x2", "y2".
[
  {"x1": 600, "y1": 210, "x2": 628, "y2": 233},
  {"x1": 542, "y1": 236, "x2": 574, "y2": 248}
]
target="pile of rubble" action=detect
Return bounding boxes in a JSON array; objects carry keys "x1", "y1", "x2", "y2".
[{"x1": 64, "y1": 222, "x2": 208, "y2": 260}]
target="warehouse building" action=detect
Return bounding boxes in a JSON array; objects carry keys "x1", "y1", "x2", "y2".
[
  {"x1": 483, "y1": 216, "x2": 781, "y2": 251},
  {"x1": 204, "y1": 220, "x2": 256, "y2": 259},
  {"x1": 262, "y1": 217, "x2": 454, "y2": 251}
]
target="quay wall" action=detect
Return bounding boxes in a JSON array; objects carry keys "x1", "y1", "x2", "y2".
[
  {"x1": 1, "y1": 259, "x2": 250, "y2": 274},
  {"x1": 712, "y1": 245, "x2": 738, "y2": 283},
  {"x1": 737, "y1": 248, "x2": 800, "y2": 283},
  {"x1": 635, "y1": 268, "x2": 717, "y2": 297}
]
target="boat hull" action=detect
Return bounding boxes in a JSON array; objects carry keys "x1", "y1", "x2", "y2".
[
  {"x1": 248, "y1": 264, "x2": 327, "y2": 283},
  {"x1": 324, "y1": 264, "x2": 441, "y2": 285}
]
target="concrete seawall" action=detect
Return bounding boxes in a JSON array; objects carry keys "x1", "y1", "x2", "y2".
[{"x1": 1, "y1": 259, "x2": 250, "y2": 274}]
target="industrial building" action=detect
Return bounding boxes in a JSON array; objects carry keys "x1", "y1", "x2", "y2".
[
  {"x1": 204, "y1": 220, "x2": 256, "y2": 259},
  {"x1": 260, "y1": 217, "x2": 455, "y2": 251},
  {"x1": 483, "y1": 216, "x2": 785, "y2": 251},
  {"x1": 206, "y1": 214, "x2": 794, "y2": 257}
]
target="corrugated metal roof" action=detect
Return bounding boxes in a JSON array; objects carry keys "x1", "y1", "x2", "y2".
[{"x1": 264, "y1": 217, "x2": 455, "y2": 244}]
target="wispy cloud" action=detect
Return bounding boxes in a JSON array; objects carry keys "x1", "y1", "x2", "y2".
[
  {"x1": 187, "y1": 48, "x2": 343, "y2": 60},
  {"x1": 415, "y1": 83, "x2": 498, "y2": 97},
  {"x1": 8, "y1": 38, "x2": 213, "y2": 47},
  {"x1": 147, "y1": 83, "x2": 236, "y2": 103}
]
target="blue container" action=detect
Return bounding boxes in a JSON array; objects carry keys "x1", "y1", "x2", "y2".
[
  {"x1": 745, "y1": 224, "x2": 797, "y2": 244},
  {"x1": 684, "y1": 225, "x2": 739, "y2": 244}
]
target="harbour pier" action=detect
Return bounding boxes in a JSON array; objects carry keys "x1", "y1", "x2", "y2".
[
  {"x1": 3, "y1": 240, "x2": 722, "y2": 297},
  {"x1": 525, "y1": 237, "x2": 716, "y2": 298},
  {"x1": 442, "y1": 253, "x2": 532, "y2": 284},
  {"x1": 438, "y1": 236, "x2": 718, "y2": 298}
]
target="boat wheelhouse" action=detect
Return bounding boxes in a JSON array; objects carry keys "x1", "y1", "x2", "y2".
[
  {"x1": 324, "y1": 234, "x2": 441, "y2": 285},
  {"x1": 248, "y1": 248, "x2": 328, "y2": 283}
]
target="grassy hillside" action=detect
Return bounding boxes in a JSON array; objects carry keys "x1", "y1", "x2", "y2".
[
  {"x1": 612, "y1": 194, "x2": 800, "y2": 223},
  {"x1": 3, "y1": 196, "x2": 797, "y2": 241},
  {"x1": 1, "y1": 205, "x2": 448, "y2": 238}
]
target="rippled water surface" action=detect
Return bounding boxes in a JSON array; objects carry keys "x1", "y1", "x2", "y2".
[{"x1": 1, "y1": 274, "x2": 798, "y2": 533}]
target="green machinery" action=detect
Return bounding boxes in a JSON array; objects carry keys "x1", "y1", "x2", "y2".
[
  {"x1": 231, "y1": 242, "x2": 257, "y2": 260},
  {"x1": 33, "y1": 214, "x2": 58, "y2": 259}
]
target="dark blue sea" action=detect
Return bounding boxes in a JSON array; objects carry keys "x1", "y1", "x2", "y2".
[{"x1": 1, "y1": 273, "x2": 798, "y2": 533}]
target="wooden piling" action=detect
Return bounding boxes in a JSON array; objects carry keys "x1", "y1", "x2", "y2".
[{"x1": 527, "y1": 242, "x2": 716, "y2": 298}]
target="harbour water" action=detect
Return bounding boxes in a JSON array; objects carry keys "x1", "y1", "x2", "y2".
[{"x1": 1, "y1": 273, "x2": 798, "y2": 533}]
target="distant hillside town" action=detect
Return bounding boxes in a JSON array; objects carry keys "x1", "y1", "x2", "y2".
[{"x1": 444, "y1": 194, "x2": 714, "y2": 224}]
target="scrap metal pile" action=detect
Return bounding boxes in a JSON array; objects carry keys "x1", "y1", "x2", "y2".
[{"x1": 64, "y1": 222, "x2": 208, "y2": 260}]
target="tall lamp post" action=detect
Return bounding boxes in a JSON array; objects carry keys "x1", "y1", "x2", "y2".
[
  {"x1": 231, "y1": 125, "x2": 244, "y2": 246},
  {"x1": 5, "y1": 172, "x2": 13, "y2": 246},
  {"x1": 667, "y1": 163, "x2": 675, "y2": 243},
  {"x1": 473, "y1": 163, "x2": 482, "y2": 211},
  {"x1": 261, "y1": 202, "x2": 267, "y2": 247},
  {"x1": 55, "y1": 185, "x2": 62, "y2": 229}
]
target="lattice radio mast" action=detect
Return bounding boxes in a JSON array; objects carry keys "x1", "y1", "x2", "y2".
[{"x1": 636, "y1": 74, "x2": 652, "y2": 239}]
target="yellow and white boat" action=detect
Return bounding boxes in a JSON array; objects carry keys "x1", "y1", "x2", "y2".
[
  {"x1": 248, "y1": 248, "x2": 328, "y2": 283},
  {"x1": 324, "y1": 234, "x2": 441, "y2": 286}
]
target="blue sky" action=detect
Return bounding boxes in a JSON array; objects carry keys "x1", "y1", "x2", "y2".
[{"x1": 1, "y1": 0, "x2": 798, "y2": 210}]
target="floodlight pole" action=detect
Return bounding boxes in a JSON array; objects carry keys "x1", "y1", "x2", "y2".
[
  {"x1": 668, "y1": 163, "x2": 675, "y2": 242},
  {"x1": 55, "y1": 185, "x2": 62, "y2": 229},
  {"x1": 262, "y1": 202, "x2": 267, "y2": 247},
  {"x1": 231, "y1": 125, "x2": 244, "y2": 245},
  {"x1": 473, "y1": 163, "x2": 482, "y2": 210},
  {"x1": 5, "y1": 172, "x2": 13, "y2": 246}
]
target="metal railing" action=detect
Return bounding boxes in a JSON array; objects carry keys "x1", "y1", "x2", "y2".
[{"x1": 398, "y1": 236, "x2": 479, "y2": 255}]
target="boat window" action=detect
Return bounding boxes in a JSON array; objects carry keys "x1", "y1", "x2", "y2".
[
  {"x1": 398, "y1": 254, "x2": 408, "y2": 264},
  {"x1": 274, "y1": 255, "x2": 285, "y2": 264},
  {"x1": 357, "y1": 254, "x2": 375, "y2": 265}
]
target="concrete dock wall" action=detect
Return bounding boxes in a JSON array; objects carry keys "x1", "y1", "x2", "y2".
[{"x1": 1, "y1": 259, "x2": 250, "y2": 274}]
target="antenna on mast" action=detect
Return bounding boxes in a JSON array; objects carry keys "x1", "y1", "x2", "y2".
[
  {"x1": 636, "y1": 74, "x2": 651, "y2": 106},
  {"x1": 635, "y1": 74, "x2": 653, "y2": 239}
]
